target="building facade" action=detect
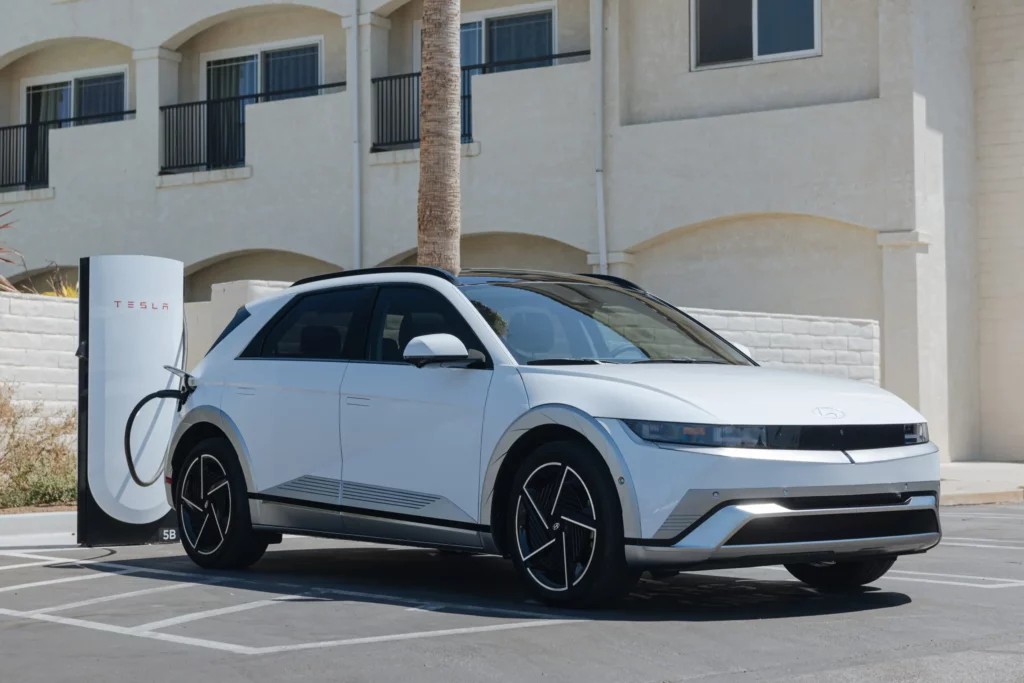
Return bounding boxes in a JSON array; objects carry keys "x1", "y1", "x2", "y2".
[{"x1": 0, "y1": 0, "x2": 1017, "y2": 463}]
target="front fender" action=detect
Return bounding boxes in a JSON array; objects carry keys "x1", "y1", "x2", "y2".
[
  {"x1": 163, "y1": 405, "x2": 255, "y2": 507},
  {"x1": 479, "y1": 404, "x2": 643, "y2": 540}
]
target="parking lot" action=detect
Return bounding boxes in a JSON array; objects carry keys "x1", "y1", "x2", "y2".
[{"x1": 0, "y1": 504, "x2": 1022, "y2": 683}]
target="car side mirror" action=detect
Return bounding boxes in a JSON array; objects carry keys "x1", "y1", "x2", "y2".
[
  {"x1": 403, "y1": 333, "x2": 470, "y2": 367},
  {"x1": 732, "y1": 342, "x2": 753, "y2": 358}
]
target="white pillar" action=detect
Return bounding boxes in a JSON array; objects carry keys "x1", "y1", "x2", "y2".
[
  {"x1": 132, "y1": 48, "x2": 181, "y2": 174},
  {"x1": 588, "y1": 252, "x2": 634, "y2": 281}
]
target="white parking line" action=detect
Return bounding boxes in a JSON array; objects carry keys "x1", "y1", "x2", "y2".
[
  {"x1": 0, "y1": 567, "x2": 137, "y2": 594},
  {"x1": 28, "y1": 582, "x2": 198, "y2": 615},
  {"x1": 133, "y1": 593, "x2": 314, "y2": 632},
  {"x1": 943, "y1": 512, "x2": 1024, "y2": 519},
  {"x1": 943, "y1": 542, "x2": 1024, "y2": 551},
  {"x1": 755, "y1": 565, "x2": 1024, "y2": 589}
]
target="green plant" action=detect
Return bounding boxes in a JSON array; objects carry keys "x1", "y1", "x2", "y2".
[{"x1": 0, "y1": 384, "x2": 77, "y2": 509}]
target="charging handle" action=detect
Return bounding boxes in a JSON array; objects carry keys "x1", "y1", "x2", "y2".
[{"x1": 123, "y1": 368, "x2": 197, "y2": 488}]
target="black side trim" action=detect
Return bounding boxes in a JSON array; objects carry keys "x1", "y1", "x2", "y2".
[
  {"x1": 292, "y1": 266, "x2": 458, "y2": 288},
  {"x1": 249, "y1": 493, "x2": 489, "y2": 533},
  {"x1": 623, "y1": 491, "x2": 937, "y2": 547},
  {"x1": 575, "y1": 273, "x2": 645, "y2": 292}
]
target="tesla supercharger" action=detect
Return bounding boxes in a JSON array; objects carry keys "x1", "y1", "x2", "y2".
[{"x1": 77, "y1": 255, "x2": 184, "y2": 546}]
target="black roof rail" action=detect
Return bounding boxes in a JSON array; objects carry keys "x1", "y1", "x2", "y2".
[
  {"x1": 291, "y1": 266, "x2": 458, "y2": 288},
  {"x1": 576, "y1": 273, "x2": 645, "y2": 292}
]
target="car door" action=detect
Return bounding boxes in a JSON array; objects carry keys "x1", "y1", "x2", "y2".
[
  {"x1": 339, "y1": 284, "x2": 493, "y2": 527},
  {"x1": 220, "y1": 285, "x2": 375, "y2": 505}
]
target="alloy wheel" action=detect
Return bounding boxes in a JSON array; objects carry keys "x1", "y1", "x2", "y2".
[
  {"x1": 515, "y1": 463, "x2": 598, "y2": 592},
  {"x1": 179, "y1": 454, "x2": 232, "y2": 556}
]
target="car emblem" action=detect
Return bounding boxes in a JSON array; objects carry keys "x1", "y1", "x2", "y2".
[{"x1": 813, "y1": 407, "x2": 845, "y2": 419}]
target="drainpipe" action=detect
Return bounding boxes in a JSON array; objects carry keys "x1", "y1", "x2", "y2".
[
  {"x1": 591, "y1": 0, "x2": 608, "y2": 275},
  {"x1": 349, "y1": 0, "x2": 362, "y2": 269}
]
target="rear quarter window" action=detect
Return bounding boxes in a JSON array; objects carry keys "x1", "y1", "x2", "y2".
[{"x1": 206, "y1": 306, "x2": 251, "y2": 356}]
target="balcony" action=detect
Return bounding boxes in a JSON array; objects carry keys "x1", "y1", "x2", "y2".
[
  {"x1": 159, "y1": 82, "x2": 346, "y2": 174},
  {"x1": 371, "y1": 51, "x2": 590, "y2": 151},
  {"x1": 0, "y1": 112, "x2": 136, "y2": 191}
]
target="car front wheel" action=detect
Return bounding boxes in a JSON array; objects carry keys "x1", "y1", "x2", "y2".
[
  {"x1": 506, "y1": 439, "x2": 637, "y2": 608},
  {"x1": 176, "y1": 437, "x2": 268, "y2": 570},
  {"x1": 784, "y1": 556, "x2": 897, "y2": 591}
]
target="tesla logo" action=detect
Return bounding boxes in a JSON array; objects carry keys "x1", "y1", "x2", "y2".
[
  {"x1": 813, "y1": 407, "x2": 846, "y2": 419},
  {"x1": 114, "y1": 301, "x2": 171, "y2": 311}
]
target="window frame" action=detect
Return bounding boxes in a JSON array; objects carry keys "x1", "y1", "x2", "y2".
[
  {"x1": 361, "y1": 283, "x2": 493, "y2": 369},
  {"x1": 412, "y1": 1, "x2": 558, "y2": 72},
  {"x1": 689, "y1": 0, "x2": 822, "y2": 72},
  {"x1": 199, "y1": 35, "x2": 325, "y2": 101},
  {"x1": 238, "y1": 284, "x2": 377, "y2": 362},
  {"x1": 19, "y1": 64, "x2": 130, "y2": 124}
]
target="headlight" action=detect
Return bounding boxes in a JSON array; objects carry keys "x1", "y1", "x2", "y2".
[
  {"x1": 904, "y1": 423, "x2": 929, "y2": 445},
  {"x1": 624, "y1": 420, "x2": 771, "y2": 448}
]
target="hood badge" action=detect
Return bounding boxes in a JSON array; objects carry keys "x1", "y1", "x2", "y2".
[{"x1": 813, "y1": 407, "x2": 846, "y2": 419}]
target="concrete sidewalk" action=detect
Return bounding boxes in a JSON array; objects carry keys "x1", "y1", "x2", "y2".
[{"x1": 941, "y1": 462, "x2": 1024, "y2": 505}]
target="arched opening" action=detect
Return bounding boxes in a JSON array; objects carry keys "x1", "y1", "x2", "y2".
[
  {"x1": 185, "y1": 249, "x2": 339, "y2": 302},
  {"x1": 631, "y1": 214, "x2": 883, "y2": 320},
  {"x1": 384, "y1": 233, "x2": 589, "y2": 273}
]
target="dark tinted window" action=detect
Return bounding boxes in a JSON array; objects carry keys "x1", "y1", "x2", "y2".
[
  {"x1": 758, "y1": 0, "x2": 816, "y2": 56},
  {"x1": 696, "y1": 0, "x2": 753, "y2": 67},
  {"x1": 259, "y1": 287, "x2": 373, "y2": 360},
  {"x1": 367, "y1": 286, "x2": 485, "y2": 363}
]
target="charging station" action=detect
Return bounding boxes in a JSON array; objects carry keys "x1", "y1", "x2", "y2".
[{"x1": 77, "y1": 255, "x2": 185, "y2": 547}]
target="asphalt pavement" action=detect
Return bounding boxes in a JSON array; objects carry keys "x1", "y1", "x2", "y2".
[{"x1": 0, "y1": 504, "x2": 1022, "y2": 683}]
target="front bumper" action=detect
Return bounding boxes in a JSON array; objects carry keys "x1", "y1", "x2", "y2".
[{"x1": 624, "y1": 493, "x2": 940, "y2": 569}]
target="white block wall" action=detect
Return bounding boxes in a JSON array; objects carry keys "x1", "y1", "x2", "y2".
[
  {"x1": 685, "y1": 308, "x2": 881, "y2": 384},
  {"x1": 0, "y1": 292, "x2": 79, "y2": 412}
]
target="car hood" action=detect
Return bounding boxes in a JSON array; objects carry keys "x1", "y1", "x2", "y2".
[{"x1": 518, "y1": 364, "x2": 925, "y2": 426}]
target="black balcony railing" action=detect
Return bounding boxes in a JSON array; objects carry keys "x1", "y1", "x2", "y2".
[
  {"x1": 372, "y1": 50, "x2": 590, "y2": 150},
  {"x1": 0, "y1": 112, "x2": 135, "y2": 191},
  {"x1": 160, "y1": 82, "x2": 346, "y2": 174}
]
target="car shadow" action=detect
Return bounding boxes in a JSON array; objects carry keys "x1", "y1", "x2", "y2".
[{"x1": 57, "y1": 543, "x2": 912, "y2": 622}]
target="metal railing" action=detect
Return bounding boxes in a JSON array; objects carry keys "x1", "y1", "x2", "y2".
[
  {"x1": 372, "y1": 50, "x2": 590, "y2": 150},
  {"x1": 160, "y1": 82, "x2": 346, "y2": 174},
  {"x1": 0, "y1": 111, "x2": 135, "y2": 191}
]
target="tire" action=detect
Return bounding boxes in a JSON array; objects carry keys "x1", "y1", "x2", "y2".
[
  {"x1": 506, "y1": 439, "x2": 637, "y2": 608},
  {"x1": 175, "y1": 437, "x2": 268, "y2": 570},
  {"x1": 784, "y1": 556, "x2": 897, "y2": 591}
]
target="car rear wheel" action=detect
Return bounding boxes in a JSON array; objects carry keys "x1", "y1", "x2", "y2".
[
  {"x1": 506, "y1": 439, "x2": 637, "y2": 608},
  {"x1": 176, "y1": 437, "x2": 268, "y2": 570},
  {"x1": 784, "y1": 556, "x2": 897, "y2": 590}
]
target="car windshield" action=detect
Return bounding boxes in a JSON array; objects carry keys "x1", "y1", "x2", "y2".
[{"x1": 460, "y1": 281, "x2": 752, "y2": 365}]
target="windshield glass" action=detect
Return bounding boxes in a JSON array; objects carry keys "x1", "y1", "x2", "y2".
[{"x1": 461, "y1": 281, "x2": 751, "y2": 365}]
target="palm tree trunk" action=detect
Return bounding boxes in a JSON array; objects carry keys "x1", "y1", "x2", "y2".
[{"x1": 417, "y1": 0, "x2": 462, "y2": 275}]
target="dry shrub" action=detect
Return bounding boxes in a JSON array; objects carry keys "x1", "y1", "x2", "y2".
[{"x1": 0, "y1": 384, "x2": 77, "y2": 509}]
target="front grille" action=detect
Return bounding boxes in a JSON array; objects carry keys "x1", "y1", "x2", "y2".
[
  {"x1": 761, "y1": 424, "x2": 914, "y2": 451},
  {"x1": 724, "y1": 509, "x2": 939, "y2": 546}
]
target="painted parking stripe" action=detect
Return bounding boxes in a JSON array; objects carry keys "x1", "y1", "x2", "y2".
[
  {"x1": 0, "y1": 567, "x2": 137, "y2": 594},
  {"x1": 133, "y1": 593, "x2": 315, "y2": 632},
  {"x1": 943, "y1": 542, "x2": 1024, "y2": 551},
  {"x1": 28, "y1": 582, "x2": 199, "y2": 615},
  {"x1": 755, "y1": 566, "x2": 1024, "y2": 589}
]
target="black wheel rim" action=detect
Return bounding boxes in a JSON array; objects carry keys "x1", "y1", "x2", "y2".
[
  {"x1": 515, "y1": 463, "x2": 597, "y2": 592},
  {"x1": 179, "y1": 454, "x2": 232, "y2": 556}
]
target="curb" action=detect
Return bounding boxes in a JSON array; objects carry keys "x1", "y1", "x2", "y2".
[
  {"x1": 0, "y1": 511, "x2": 76, "y2": 536},
  {"x1": 941, "y1": 490, "x2": 1024, "y2": 506}
]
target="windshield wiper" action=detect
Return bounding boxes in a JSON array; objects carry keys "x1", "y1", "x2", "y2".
[
  {"x1": 526, "y1": 359, "x2": 606, "y2": 366},
  {"x1": 630, "y1": 358, "x2": 728, "y2": 365}
]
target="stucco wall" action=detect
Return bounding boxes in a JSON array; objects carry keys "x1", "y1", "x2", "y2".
[
  {"x1": 393, "y1": 233, "x2": 589, "y2": 272},
  {"x1": 633, "y1": 215, "x2": 883, "y2": 322},
  {"x1": 618, "y1": 0, "x2": 880, "y2": 126},
  {"x1": 0, "y1": 292, "x2": 78, "y2": 413},
  {"x1": 186, "y1": 251, "x2": 339, "y2": 302},
  {"x1": 976, "y1": 0, "x2": 1023, "y2": 462}
]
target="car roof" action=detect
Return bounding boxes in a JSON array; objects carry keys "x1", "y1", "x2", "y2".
[{"x1": 291, "y1": 267, "x2": 643, "y2": 292}]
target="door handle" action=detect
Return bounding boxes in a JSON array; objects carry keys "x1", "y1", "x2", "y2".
[
  {"x1": 235, "y1": 387, "x2": 256, "y2": 396},
  {"x1": 345, "y1": 396, "x2": 370, "y2": 407}
]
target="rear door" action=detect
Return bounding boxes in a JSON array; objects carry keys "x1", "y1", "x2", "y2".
[{"x1": 220, "y1": 285, "x2": 375, "y2": 505}]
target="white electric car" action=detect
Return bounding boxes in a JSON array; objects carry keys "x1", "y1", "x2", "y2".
[{"x1": 164, "y1": 267, "x2": 941, "y2": 607}]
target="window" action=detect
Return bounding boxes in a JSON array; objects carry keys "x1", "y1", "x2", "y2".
[
  {"x1": 692, "y1": 0, "x2": 820, "y2": 69},
  {"x1": 461, "y1": 282, "x2": 751, "y2": 365},
  {"x1": 202, "y1": 38, "x2": 322, "y2": 100},
  {"x1": 257, "y1": 287, "x2": 374, "y2": 361},
  {"x1": 366, "y1": 286, "x2": 486, "y2": 363},
  {"x1": 24, "y1": 70, "x2": 127, "y2": 124},
  {"x1": 414, "y1": 6, "x2": 555, "y2": 72}
]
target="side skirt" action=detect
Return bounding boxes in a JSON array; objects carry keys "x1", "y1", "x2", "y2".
[{"x1": 250, "y1": 494, "x2": 488, "y2": 550}]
